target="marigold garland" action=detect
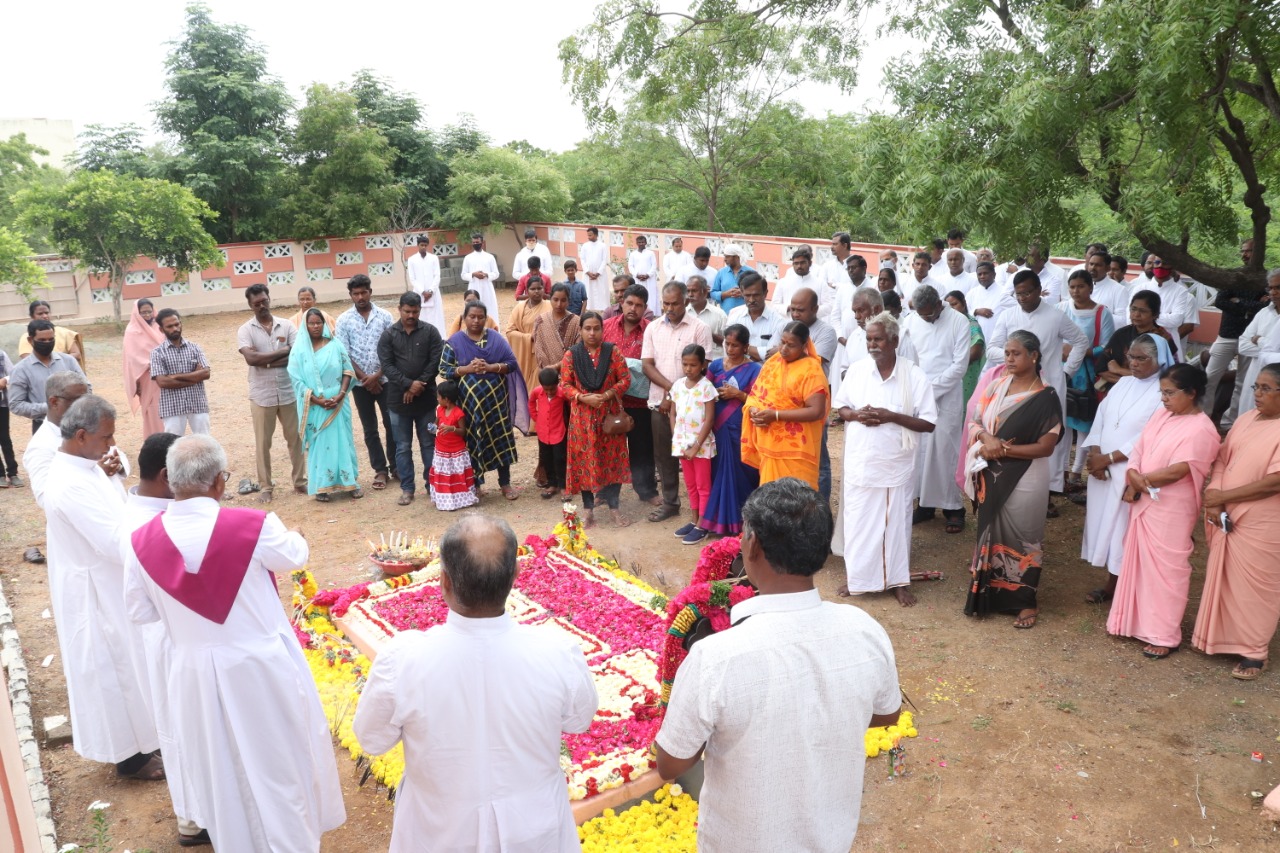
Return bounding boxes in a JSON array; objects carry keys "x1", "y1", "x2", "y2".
[{"x1": 577, "y1": 784, "x2": 698, "y2": 852}]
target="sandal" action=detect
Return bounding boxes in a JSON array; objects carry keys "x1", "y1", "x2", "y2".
[
  {"x1": 350, "y1": 488, "x2": 364, "y2": 499},
  {"x1": 1231, "y1": 658, "x2": 1269, "y2": 680},
  {"x1": 610, "y1": 509, "x2": 633, "y2": 528},
  {"x1": 1084, "y1": 588, "x2": 1113, "y2": 604},
  {"x1": 121, "y1": 753, "x2": 166, "y2": 781},
  {"x1": 648, "y1": 504, "x2": 680, "y2": 523},
  {"x1": 315, "y1": 494, "x2": 330, "y2": 502},
  {"x1": 541, "y1": 487, "x2": 559, "y2": 499},
  {"x1": 397, "y1": 491, "x2": 414, "y2": 506},
  {"x1": 1014, "y1": 609, "x2": 1039, "y2": 629},
  {"x1": 372, "y1": 471, "x2": 388, "y2": 490},
  {"x1": 1045, "y1": 502, "x2": 1060, "y2": 519},
  {"x1": 1142, "y1": 644, "x2": 1179, "y2": 659},
  {"x1": 500, "y1": 485, "x2": 518, "y2": 501},
  {"x1": 944, "y1": 516, "x2": 965, "y2": 534}
]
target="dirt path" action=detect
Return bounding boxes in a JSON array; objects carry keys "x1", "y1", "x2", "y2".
[{"x1": 1, "y1": 292, "x2": 1276, "y2": 851}]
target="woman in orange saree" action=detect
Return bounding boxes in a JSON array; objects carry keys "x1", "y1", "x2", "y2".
[{"x1": 741, "y1": 321, "x2": 828, "y2": 490}]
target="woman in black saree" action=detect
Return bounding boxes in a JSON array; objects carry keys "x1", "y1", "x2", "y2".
[{"x1": 963, "y1": 330, "x2": 1064, "y2": 628}]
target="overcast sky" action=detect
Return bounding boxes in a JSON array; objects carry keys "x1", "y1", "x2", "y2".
[{"x1": 3, "y1": 0, "x2": 908, "y2": 153}]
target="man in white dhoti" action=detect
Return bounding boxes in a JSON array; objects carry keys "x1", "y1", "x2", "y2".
[
  {"x1": 834, "y1": 313, "x2": 937, "y2": 605},
  {"x1": 899, "y1": 285, "x2": 972, "y2": 531},
  {"x1": 406, "y1": 235, "x2": 446, "y2": 337},
  {"x1": 579, "y1": 226, "x2": 611, "y2": 310},
  {"x1": 122, "y1": 434, "x2": 346, "y2": 852},
  {"x1": 43, "y1": 395, "x2": 163, "y2": 781},
  {"x1": 354, "y1": 515, "x2": 597, "y2": 853},
  {"x1": 628, "y1": 234, "x2": 660, "y2": 316},
  {"x1": 1236, "y1": 270, "x2": 1280, "y2": 415},
  {"x1": 512, "y1": 227, "x2": 553, "y2": 281},
  {"x1": 965, "y1": 261, "x2": 1014, "y2": 341},
  {"x1": 461, "y1": 232, "x2": 502, "y2": 323},
  {"x1": 986, "y1": 270, "x2": 1091, "y2": 500},
  {"x1": 120, "y1": 431, "x2": 210, "y2": 846}
]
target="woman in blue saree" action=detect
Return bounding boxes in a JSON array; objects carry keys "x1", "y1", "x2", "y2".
[
  {"x1": 287, "y1": 308, "x2": 362, "y2": 501},
  {"x1": 698, "y1": 324, "x2": 761, "y2": 535},
  {"x1": 439, "y1": 300, "x2": 530, "y2": 500}
]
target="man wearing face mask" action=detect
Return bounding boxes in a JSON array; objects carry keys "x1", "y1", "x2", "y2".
[
  {"x1": 461, "y1": 233, "x2": 502, "y2": 324},
  {"x1": 1129, "y1": 256, "x2": 1196, "y2": 359},
  {"x1": 9, "y1": 319, "x2": 87, "y2": 434}
]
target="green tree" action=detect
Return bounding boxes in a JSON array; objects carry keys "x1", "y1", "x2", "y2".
[
  {"x1": 73, "y1": 124, "x2": 179, "y2": 180},
  {"x1": 156, "y1": 4, "x2": 291, "y2": 243},
  {"x1": 439, "y1": 114, "x2": 489, "y2": 160},
  {"x1": 0, "y1": 227, "x2": 47, "y2": 300},
  {"x1": 275, "y1": 83, "x2": 403, "y2": 239},
  {"x1": 442, "y1": 147, "x2": 571, "y2": 248},
  {"x1": 564, "y1": 0, "x2": 1277, "y2": 289},
  {"x1": 16, "y1": 171, "x2": 222, "y2": 322},
  {"x1": 0, "y1": 134, "x2": 64, "y2": 251}
]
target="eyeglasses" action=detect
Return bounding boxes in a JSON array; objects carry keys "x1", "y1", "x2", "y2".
[
  {"x1": 220, "y1": 470, "x2": 233, "y2": 483},
  {"x1": 1159, "y1": 388, "x2": 1186, "y2": 398},
  {"x1": 1252, "y1": 384, "x2": 1280, "y2": 395}
]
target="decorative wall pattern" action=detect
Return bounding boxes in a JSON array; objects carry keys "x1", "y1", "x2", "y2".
[
  {"x1": 125, "y1": 269, "x2": 157, "y2": 285},
  {"x1": 303, "y1": 240, "x2": 329, "y2": 255},
  {"x1": 267, "y1": 271, "x2": 295, "y2": 287},
  {"x1": 201, "y1": 277, "x2": 231, "y2": 292},
  {"x1": 306, "y1": 268, "x2": 333, "y2": 282},
  {"x1": 232, "y1": 260, "x2": 264, "y2": 276},
  {"x1": 263, "y1": 243, "x2": 292, "y2": 259}
]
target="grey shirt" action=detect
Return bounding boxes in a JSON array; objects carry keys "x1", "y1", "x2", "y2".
[
  {"x1": 236, "y1": 315, "x2": 297, "y2": 407},
  {"x1": 8, "y1": 351, "x2": 87, "y2": 420},
  {"x1": 807, "y1": 318, "x2": 839, "y2": 378}
]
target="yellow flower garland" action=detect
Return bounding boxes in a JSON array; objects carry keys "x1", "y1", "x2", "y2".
[{"x1": 578, "y1": 784, "x2": 699, "y2": 852}]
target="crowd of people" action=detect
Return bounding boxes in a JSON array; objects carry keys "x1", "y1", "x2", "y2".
[{"x1": 0, "y1": 225, "x2": 1277, "y2": 851}]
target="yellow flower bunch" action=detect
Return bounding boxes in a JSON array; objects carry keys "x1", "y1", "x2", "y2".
[
  {"x1": 863, "y1": 710, "x2": 918, "y2": 758},
  {"x1": 577, "y1": 784, "x2": 698, "y2": 852}
]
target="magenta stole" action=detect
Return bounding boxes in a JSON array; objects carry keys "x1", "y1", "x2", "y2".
[{"x1": 132, "y1": 507, "x2": 267, "y2": 624}]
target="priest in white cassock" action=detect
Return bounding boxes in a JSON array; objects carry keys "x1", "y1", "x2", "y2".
[
  {"x1": 820, "y1": 249, "x2": 863, "y2": 331},
  {"x1": 579, "y1": 227, "x2": 611, "y2": 310},
  {"x1": 43, "y1": 395, "x2": 163, "y2": 781},
  {"x1": 771, "y1": 246, "x2": 829, "y2": 312},
  {"x1": 1237, "y1": 269, "x2": 1280, "y2": 415},
  {"x1": 23, "y1": 370, "x2": 94, "y2": 508},
  {"x1": 123, "y1": 434, "x2": 346, "y2": 852},
  {"x1": 965, "y1": 261, "x2": 1015, "y2": 342},
  {"x1": 628, "y1": 234, "x2": 661, "y2": 315},
  {"x1": 833, "y1": 313, "x2": 937, "y2": 607},
  {"x1": 898, "y1": 285, "x2": 973, "y2": 531},
  {"x1": 461, "y1": 232, "x2": 502, "y2": 323},
  {"x1": 986, "y1": 270, "x2": 1091, "y2": 496},
  {"x1": 1085, "y1": 252, "x2": 1129, "y2": 330},
  {"x1": 513, "y1": 227, "x2": 554, "y2": 281},
  {"x1": 120, "y1": 431, "x2": 209, "y2": 846},
  {"x1": 407, "y1": 234, "x2": 446, "y2": 337},
  {"x1": 664, "y1": 236, "x2": 693, "y2": 283},
  {"x1": 354, "y1": 514, "x2": 597, "y2": 853}
]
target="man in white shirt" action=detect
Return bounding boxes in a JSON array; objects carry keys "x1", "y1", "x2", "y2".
[
  {"x1": 579, "y1": 226, "x2": 611, "y2": 310},
  {"x1": 938, "y1": 248, "x2": 978, "y2": 298},
  {"x1": 123, "y1": 434, "x2": 345, "y2": 851},
  {"x1": 1068, "y1": 242, "x2": 1109, "y2": 275},
  {"x1": 406, "y1": 235, "x2": 445, "y2": 336},
  {"x1": 656, "y1": 479, "x2": 901, "y2": 853},
  {"x1": 1143, "y1": 257, "x2": 1198, "y2": 344},
  {"x1": 1085, "y1": 251, "x2": 1129, "y2": 330},
  {"x1": 686, "y1": 246, "x2": 719, "y2": 297},
  {"x1": 726, "y1": 273, "x2": 785, "y2": 362},
  {"x1": 986, "y1": 270, "x2": 1091, "y2": 495},
  {"x1": 355, "y1": 515, "x2": 597, "y2": 853},
  {"x1": 946, "y1": 228, "x2": 978, "y2": 273},
  {"x1": 833, "y1": 312, "x2": 937, "y2": 605},
  {"x1": 43, "y1": 395, "x2": 163, "y2": 781},
  {"x1": 878, "y1": 249, "x2": 906, "y2": 290},
  {"x1": 1019, "y1": 240, "x2": 1068, "y2": 304},
  {"x1": 687, "y1": 274, "x2": 727, "y2": 359},
  {"x1": 511, "y1": 227, "x2": 553, "y2": 282},
  {"x1": 664, "y1": 236, "x2": 693, "y2": 283},
  {"x1": 790, "y1": 288, "x2": 838, "y2": 503},
  {"x1": 23, "y1": 370, "x2": 93, "y2": 507},
  {"x1": 461, "y1": 232, "x2": 502, "y2": 323},
  {"x1": 628, "y1": 234, "x2": 660, "y2": 315},
  {"x1": 965, "y1": 261, "x2": 1014, "y2": 341},
  {"x1": 823, "y1": 232, "x2": 854, "y2": 289},
  {"x1": 899, "y1": 285, "x2": 973, "y2": 531},
  {"x1": 908, "y1": 251, "x2": 944, "y2": 303},
  {"x1": 824, "y1": 253, "x2": 866, "y2": 332},
  {"x1": 771, "y1": 246, "x2": 828, "y2": 311},
  {"x1": 928, "y1": 238, "x2": 949, "y2": 281},
  {"x1": 1235, "y1": 271, "x2": 1280, "y2": 416}
]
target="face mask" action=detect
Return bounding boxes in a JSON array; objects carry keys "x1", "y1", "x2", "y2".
[
  {"x1": 472, "y1": 243, "x2": 483, "y2": 251},
  {"x1": 1152, "y1": 267, "x2": 1172, "y2": 282},
  {"x1": 32, "y1": 340, "x2": 55, "y2": 356}
]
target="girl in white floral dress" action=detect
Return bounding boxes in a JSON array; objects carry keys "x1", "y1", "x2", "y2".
[{"x1": 669, "y1": 344, "x2": 718, "y2": 545}]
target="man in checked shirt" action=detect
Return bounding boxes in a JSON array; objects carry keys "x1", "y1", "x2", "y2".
[{"x1": 149, "y1": 308, "x2": 212, "y2": 436}]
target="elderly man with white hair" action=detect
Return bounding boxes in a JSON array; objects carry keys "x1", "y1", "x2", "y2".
[
  {"x1": 23, "y1": 370, "x2": 98, "y2": 508},
  {"x1": 833, "y1": 312, "x2": 937, "y2": 606},
  {"x1": 830, "y1": 287, "x2": 881, "y2": 404},
  {"x1": 43, "y1": 394, "x2": 163, "y2": 781},
  {"x1": 123, "y1": 433, "x2": 346, "y2": 851},
  {"x1": 899, "y1": 284, "x2": 973, "y2": 533}
]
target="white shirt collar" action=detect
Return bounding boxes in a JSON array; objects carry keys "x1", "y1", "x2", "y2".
[
  {"x1": 446, "y1": 610, "x2": 514, "y2": 635},
  {"x1": 730, "y1": 588, "x2": 821, "y2": 624},
  {"x1": 127, "y1": 489, "x2": 173, "y2": 513},
  {"x1": 168, "y1": 496, "x2": 222, "y2": 517}
]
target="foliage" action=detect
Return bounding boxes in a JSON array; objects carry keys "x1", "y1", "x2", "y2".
[
  {"x1": 275, "y1": 84, "x2": 403, "y2": 239},
  {"x1": 442, "y1": 147, "x2": 571, "y2": 245},
  {"x1": 16, "y1": 170, "x2": 222, "y2": 321},
  {"x1": 72, "y1": 124, "x2": 177, "y2": 180},
  {"x1": 0, "y1": 227, "x2": 47, "y2": 299},
  {"x1": 439, "y1": 114, "x2": 489, "y2": 160},
  {"x1": 156, "y1": 4, "x2": 292, "y2": 243},
  {"x1": 0, "y1": 134, "x2": 64, "y2": 252},
  {"x1": 349, "y1": 70, "x2": 449, "y2": 224}
]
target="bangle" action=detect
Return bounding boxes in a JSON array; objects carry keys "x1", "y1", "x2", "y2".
[
  {"x1": 1109, "y1": 451, "x2": 1117, "y2": 463},
  {"x1": 775, "y1": 410, "x2": 780, "y2": 422}
]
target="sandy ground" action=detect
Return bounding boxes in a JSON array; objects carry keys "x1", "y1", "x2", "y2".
[{"x1": 1, "y1": 289, "x2": 1277, "y2": 852}]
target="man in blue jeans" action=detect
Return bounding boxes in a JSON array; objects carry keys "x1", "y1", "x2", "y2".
[{"x1": 376, "y1": 292, "x2": 444, "y2": 506}]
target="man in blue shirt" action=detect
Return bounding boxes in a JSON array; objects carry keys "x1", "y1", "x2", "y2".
[{"x1": 710, "y1": 244, "x2": 756, "y2": 313}]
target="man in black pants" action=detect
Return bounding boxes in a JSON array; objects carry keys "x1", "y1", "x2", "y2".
[{"x1": 335, "y1": 275, "x2": 398, "y2": 489}]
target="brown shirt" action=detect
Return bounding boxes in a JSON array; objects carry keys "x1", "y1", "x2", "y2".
[{"x1": 237, "y1": 315, "x2": 296, "y2": 407}]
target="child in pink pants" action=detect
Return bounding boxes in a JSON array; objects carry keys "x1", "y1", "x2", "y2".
[{"x1": 669, "y1": 345, "x2": 717, "y2": 546}]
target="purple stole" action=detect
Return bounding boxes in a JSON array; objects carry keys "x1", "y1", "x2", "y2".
[{"x1": 132, "y1": 507, "x2": 267, "y2": 624}]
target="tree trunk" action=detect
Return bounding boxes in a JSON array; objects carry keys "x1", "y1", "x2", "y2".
[{"x1": 110, "y1": 268, "x2": 125, "y2": 323}]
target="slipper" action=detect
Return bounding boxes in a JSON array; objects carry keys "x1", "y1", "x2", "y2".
[
  {"x1": 1142, "y1": 644, "x2": 1179, "y2": 659},
  {"x1": 1084, "y1": 588, "x2": 1113, "y2": 604},
  {"x1": 541, "y1": 488, "x2": 559, "y2": 499},
  {"x1": 397, "y1": 491, "x2": 414, "y2": 506},
  {"x1": 237, "y1": 478, "x2": 260, "y2": 495},
  {"x1": 912, "y1": 507, "x2": 936, "y2": 525},
  {"x1": 351, "y1": 488, "x2": 364, "y2": 499},
  {"x1": 648, "y1": 505, "x2": 680, "y2": 523},
  {"x1": 944, "y1": 518, "x2": 964, "y2": 534},
  {"x1": 178, "y1": 829, "x2": 212, "y2": 847},
  {"x1": 372, "y1": 471, "x2": 389, "y2": 490},
  {"x1": 22, "y1": 547, "x2": 45, "y2": 564},
  {"x1": 1013, "y1": 610, "x2": 1038, "y2": 629},
  {"x1": 1045, "y1": 503, "x2": 1060, "y2": 519},
  {"x1": 121, "y1": 754, "x2": 166, "y2": 781},
  {"x1": 7, "y1": 476, "x2": 23, "y2": 488},
  {"x1": 315, "y1": 494, "x2": 330, "y2": 502},
  {"x1": 1231, "y1": 658, "x2": 1269, "y2": 680},
  {"x1": 500, "y1": 485, "x2": 518, "y2": 501}
]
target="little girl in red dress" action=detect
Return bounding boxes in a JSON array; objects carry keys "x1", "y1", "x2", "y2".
[{"x1": 429, "y1": 381, "x2": 479, "y2": 511}]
